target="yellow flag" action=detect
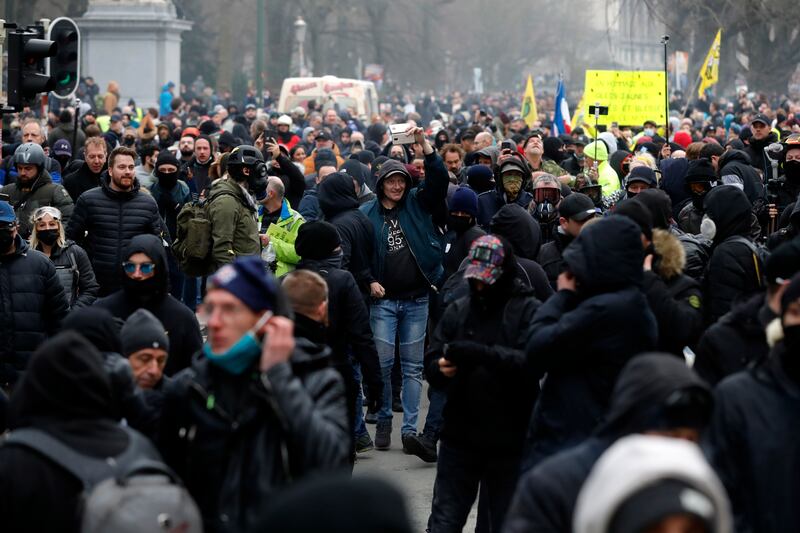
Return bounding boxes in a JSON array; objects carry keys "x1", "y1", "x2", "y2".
[
  {"x1": 571, "y1": 93, "x2": 585, "y2": 131},
  {"x1": 698, "y1": 29, "x2": 722, "y2": 98},
  {"x1": 522, "y1": 75, "x2": 539, "y2": 128}
]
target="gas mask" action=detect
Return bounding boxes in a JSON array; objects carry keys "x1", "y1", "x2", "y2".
[{"x1": 533, "y1": 187, "x2": 561, "y2": 223}]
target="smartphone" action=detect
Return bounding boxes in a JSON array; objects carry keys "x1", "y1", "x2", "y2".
[{"x1": 501, "y1": 140, "x2": 514, "y2": 150}]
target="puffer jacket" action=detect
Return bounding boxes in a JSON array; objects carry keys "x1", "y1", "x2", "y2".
[
  {"x1": 641, "y1": 229, "x2": 704, "y2": 356},
  {"x1": 0, "y1": 236, "x2": 69, "y2": 386},
  {"x1": 476, "y1": 182, "x2": 534, "y2": 230},
  {"x1": 46, "y1": 240, "x2": 99, "y2": 309},
  {"x1": 66, "y1": 175, "x2": 164, "y2": 296},
  {"x1": 62, "y1": 161, "x2": 105, "y2": 202},
  {"x1": 318, "y1": 172, "x2": 376, "y2": 292},
  {"x1": 0, "y1": 170, "x2": 73, "y2": 238},
  {"x1": 207, "y1": 177, "x2": 261, "y2": 271},
  {"x1": 156, "y1": 340, "x2": 349, "y2": 533},
  {"x1": 523, "y1": 216, "x2": 657, "y2": 470}
]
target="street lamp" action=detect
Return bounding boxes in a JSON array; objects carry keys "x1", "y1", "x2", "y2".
[{"x1": 294, "y1": 16, "x2": 307, "y2": 77}]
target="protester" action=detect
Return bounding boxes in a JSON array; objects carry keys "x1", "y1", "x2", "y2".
[{"x1": 63, "y1": 136, "x2": 108, "y2": 201}]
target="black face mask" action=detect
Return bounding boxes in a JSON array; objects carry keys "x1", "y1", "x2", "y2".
[
  {"x1": 123, "y1": 137, "x2": 136, "y2": 147},
  {"x1": 122, "y1": 275, "x2": 162, "y2": 305},
  {"x1": 781, "y1": 324, "x2": 800, "y2": 383},
  {"x1": 534, "y1": 200, "x2": 559, "y2": 223},
  {"x1": 448, "y1": 213, "x2": 474, "y2": 234},
  {"x1": 37, "y1": 229, "x2": 59, "y2": 246},
  {"x1": 627, "y1": 190, "x2": 639, "y2": 199},
  {"x1": 156, "y1": 170, "x2": 179, "y2": 190},
  {"x1": 785, "y1": 161, "x2": 800, "y2": 184},
  {"x1": 0, "y1": 228, "x2": 14, "y2": 252}
]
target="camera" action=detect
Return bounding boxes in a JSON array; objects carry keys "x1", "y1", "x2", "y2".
[{"x1": 389, "y1": 123, "x2": 415, "y2": 145}]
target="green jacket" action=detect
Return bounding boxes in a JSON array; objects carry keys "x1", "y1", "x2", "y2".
[
  {"x1": 260, "y1": 199, "x2": 304, "y2": 276},
  {"x1": 207, "y1": 177, "x2": 261, "y2": 270}
]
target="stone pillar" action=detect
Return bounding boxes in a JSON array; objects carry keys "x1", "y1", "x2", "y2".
[{"x1": 77, "y1": 0, "x2": 192, "y2": 110}]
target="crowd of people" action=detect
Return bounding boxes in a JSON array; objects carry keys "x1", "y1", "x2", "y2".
[{"x1": 1, "y1": 75, "x2": 800, "y2": 533}]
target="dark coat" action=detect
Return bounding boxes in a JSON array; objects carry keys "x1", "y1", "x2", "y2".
[
  {"x1": 155, "y1": 341, "x2": 350, "y2": 533},
  {"x1": 66, "y1": 175, "x2": 164, "y2": 296},
  {"x1": 489, "y1": 203, "x2": 541, "y2": 260},
  {"x1": 46, "y1": 240, "x2": 100, "y2": 309},
  {"x1": 522, "y1": 217, "x2": 657, "y2": 470},
  {"x1": 0, "y1": 237, "x2": 69, "y2": 386},
  {"x1": 744, "y1": 131, "x2": 779, "y2": 179},
  {"x1": 694, "y1": 293, "x2": 773, "y2": 386},
  {"x1": 425, "y1": 279, "x2": 540, "y2": 451},
  {"x1": 0, "y1": 170, "x2": 74, "y2": 238},
  {"x1": 272, "y1": 153, "x2": 307, "y2": 212},
  {"x1": 708, "y1": 345, "x2": 800, "y2": 533},
  {"x1": 318, "y1": 172, "x2": 376, "y2": 292},
  {"x1": 506, "y1": 353, "x2": 709, "y2": 533},
  {"x1": 477, "y1": 187, "x2": 534, "y2": 231},
  {"x1": 93, "y1": 234, "x2": 202, "y2": 377},
  {"x1": 537, "y1": 229, "x2": 571, "y2": 290},
  {"x1": 443, "y1": 225, "x2": 485, "y2": 280},
  {"x1": 62, "y1": 161, "x2": 105, "y2": 202}
]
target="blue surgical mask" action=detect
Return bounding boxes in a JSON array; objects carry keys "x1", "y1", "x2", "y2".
[{"x1": 203, "y1": 311, "x2": 273, "y2": 375}]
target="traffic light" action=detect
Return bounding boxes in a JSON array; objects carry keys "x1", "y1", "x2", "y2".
[
  {"x1": 7, "y1": 28, "x2": 57, "y2": 110},
  {"x1": 47, "y1": 17, "x2": 81, "y2": 99}
]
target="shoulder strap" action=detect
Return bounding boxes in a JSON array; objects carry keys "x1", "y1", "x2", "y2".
[
  {"x1": 724, "y1": 235, "x2": 764, "y2": 287},
  {"x1": 4, "y1": 428, "x2": 115, "y2": 489},
  {"x1": 68, "y1": 250, "x2": 78, "y2": 270}
]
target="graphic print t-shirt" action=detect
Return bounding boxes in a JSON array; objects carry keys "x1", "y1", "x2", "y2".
[{"x1": 382, "y1": 207, "x2": 428, "y2": 299}]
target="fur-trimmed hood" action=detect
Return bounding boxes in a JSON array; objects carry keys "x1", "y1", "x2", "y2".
[{"x1": 652, "y1": 228, "x2": 685, "y2": 280}]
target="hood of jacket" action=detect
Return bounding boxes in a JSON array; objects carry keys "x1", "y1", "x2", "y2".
[
  {"x1": 652, "y1": 229, "x2": 686, "y2": 280},
  {"x1": 563, "y1": 215, "x2": 644, "y2": 294},
  {"x1": 121, "y1": 233, "x2": 169, "y2": 299},
  {"x1": 718, "y1": 148, "x2": 752, "y2": 169},
  {"x1": 374, "y1": 159, "x2": 413, "y2": 204},
  {"x1": 573, "y1": 434, "x2": 732, "y2": 533},
  {"x1": 598, "y1": 353, "x2": 710, "y2": 438},
  {"x1": 635, "y1": 188, "x2": 673, "y2": 229},
  {"x1": 609, "y1": 150, "x2": 633, "y2": 179},
  {"x1": 318, "y1": 172, "x2": 359, "y2": 218},
  {"x1": 489, "y1": 203, "x2": 541, "y2": 260},
  {"x1": 703, "y1": 184, "x2": 752, "y2": 242},
  {"x1": 8, "y1": 331, "x2": 116, "y2": 428}
]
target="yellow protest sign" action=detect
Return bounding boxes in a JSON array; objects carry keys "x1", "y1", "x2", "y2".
[{"x1": 583, "y1": 70, "x2": 666, "y2": 127}]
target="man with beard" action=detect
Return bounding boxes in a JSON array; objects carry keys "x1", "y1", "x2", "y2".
[
  {"x1": 0, "y1": 143, "x2": 73, "y2": 239},
  {"x1": 94, "y1": 234, "x2": 202, "y2": 376},
  {"x1": 744, "y1": 112, "x2": 779, "y2": 178},
  {"x1": 177, "y1": 132, "x2": 196, "y2": 167},
  {"x1": 66, "y1": 146, "x2": 165, "y2": 296},
  {"x1": 63, "y1": 137, "x2": 108, "y2": 202},
  {"x1": 184, "y1": 134, "x2": 214, "y2": 198},
  {"x1": 423, "y1": 235, "x2": 541, "y2": 532},
  {"x1": 537, "y1": 192, "x2": 597, "y2": 289}
]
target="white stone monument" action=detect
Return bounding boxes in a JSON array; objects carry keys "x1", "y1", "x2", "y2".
[{"x1": 78, "y1": 0, "x2": 192, "y2": 110}]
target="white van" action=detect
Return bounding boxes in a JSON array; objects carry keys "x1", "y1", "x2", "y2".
[{"x1": 278, "y1": 76, "x2": 379, "y2": 120}]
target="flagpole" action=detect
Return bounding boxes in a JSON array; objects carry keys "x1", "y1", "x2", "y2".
[{"x1": 661, "y1": 35, "x2": 670, "y2": 138}]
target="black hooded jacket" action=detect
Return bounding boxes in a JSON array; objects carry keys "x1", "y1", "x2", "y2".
[
  {"x1": 0, "y1": 236, "x2": 69, "y2": 387},
  {"x1": 0, "y1": 332, "x2": 162, "y2": 532},
  {"x1": 318, "y1": 172, "x2": 376, "y2": 292},
  {"x1": 522, "y1": 216, "x2": 657, "y2": 470},
  {"x1": 702, "y1": 185, "x2": 764, "y2": 323},
  {"x1": 93, "y1": 234, "x2": 202, "y2": 376},
  {"x1": 506, "y1": 353, "x2": 710, "y2": 533},
  {"x1": 63, "y1": 160, "x2": 105, "y2": 202},
  {"x1": 66, "y1": 174, "x2": 164, "y2": 296},
  {"x1": 708, "y1": 342, "x2": 800, "y2": 533},
  {"x1": 658, "y1": 157, "x2": 690, "y2": 220},
  {"x1": 537, "y1": 228, "x2": 572, "y2": 290},
  {"x1": 744, "y1": 130, "x2": 779, "y2": 179},
  {"x1": 718, "y1": 150, "x2": 767, "y2": 229}
]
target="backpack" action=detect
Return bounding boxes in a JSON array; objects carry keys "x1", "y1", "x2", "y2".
[
  {"x1": 725, "y1": 235, "x2": 769, "y2": 288},
  {"x1": 3, "y1": 426, "x2": 201, "y2": 532},
  {"x1": 172, "y1": 191, "x2": 235, "y2": 277}
]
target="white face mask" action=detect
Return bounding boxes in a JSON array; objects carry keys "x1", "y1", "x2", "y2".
[{"x1": 700, "y1": 215, "x2": 717, "y2": 241}]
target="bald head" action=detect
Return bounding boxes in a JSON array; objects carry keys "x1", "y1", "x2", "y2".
[
  {"x1": 474, "y1": 131, "x2": 493, "y2": 150},
  {"x1": 267, "y1": 176, "x2": 285, "y2": 199}
]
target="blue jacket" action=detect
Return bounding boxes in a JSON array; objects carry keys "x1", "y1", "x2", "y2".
[
  {"x1": 159, "y1": 84, "x2": 174, "y2": 117},
  {"x1": 476, "y1": 187, "x2": 533, "y2": 230},
  {"x1": 360, "y1": 151, "x2": 449, "y2": 288}
]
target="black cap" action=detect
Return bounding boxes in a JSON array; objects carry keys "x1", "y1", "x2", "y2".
[
  {"x1": 751, "y1": 113, "x2": 770, "y2": 126},
  {"x1": 766, "y1": 237, "x2": 800, "y2": 285},
  {"x1": 685, "y1": 159, "x2": 717, "y2": 183},
  {"x1": 573, "y1": 134, "x2": 590, "y2": 146},
  {"x1": 315, "y1": 130, "x2": 332, "y2": 142},
  {"x1": 559, "y1": 192, "x2": 597, "y2": 222},
  {"x1": 626, "y1": 166, "x2": 658, "y2": 187}
]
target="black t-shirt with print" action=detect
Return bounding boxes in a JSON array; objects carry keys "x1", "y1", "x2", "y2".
[{"x1": 382, "y1": 207, "x2": 428, "y2": 299}]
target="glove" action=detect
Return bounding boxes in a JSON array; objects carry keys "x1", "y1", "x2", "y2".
[
  {"x1": 446, "y1": 340, "x2": 491, "y2": 367},
  {"x1": 365, "y1": 379, "x2": 384, "y2": 414}
]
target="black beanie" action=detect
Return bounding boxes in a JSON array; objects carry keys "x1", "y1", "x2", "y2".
[
  {"x1": 155, "y1": 150, "x2": 180, "y2": 171},
  {"x1": 295, "y1": 221, "x2": 341, "y2": 260},
  {"x1": 614, "y1": 198, "x2": 653, "y2": 241},
  {"x1": 685, "y1": 159, "x2": 717, "y2": 183},
  {"x1": 120, "y1": 308, "x2": 170, "y2": 356}
]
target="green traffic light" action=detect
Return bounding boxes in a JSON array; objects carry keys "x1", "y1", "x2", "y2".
[{"x1": 58, "y1": 73, "x2": 72, "y2": 86}]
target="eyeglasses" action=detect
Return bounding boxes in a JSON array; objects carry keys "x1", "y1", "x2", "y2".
[
  {"x1": 197, "y1": 302, "x2": 260, "y2": 324},
  {"x1": 123, "y1": 262, "x2": 156, "y2": 275}
]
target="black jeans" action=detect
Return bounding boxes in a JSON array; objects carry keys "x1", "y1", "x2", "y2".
[{"x1": 428, "y1": 440, "x2": 521, "y2": 533}]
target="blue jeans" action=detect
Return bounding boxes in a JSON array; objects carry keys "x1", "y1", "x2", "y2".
[
  {"x1": 182, "y1": 276, "x2": 201, "y2": 310},
  {"x1": 351, "y1": 358, "x2": 367, "y2": 438},
  {"x1": 370, "y1": 296, "x2": 428, "y2": 435}
]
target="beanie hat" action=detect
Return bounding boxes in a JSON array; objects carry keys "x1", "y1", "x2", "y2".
[
  {"x1": 673, "y1": 130, "x2": 692, "y2": 149},
  {"x1": 155, "y1": 150, "x2": 180, "y2": 170},
  {"x1": 448, "y1": 186, "x2": 479, "y2": 217},
  {"x1": 295, "y1": 221, "x2": 341, "y2": 260},
  {"x1": 356, "y1": 150, "x2": 375, "y2": 166},
  {"x1": 218, "y1": 131, "x2": 238, "y2": 150},
  {"x1": 208, "y1": 257, "x2": 277, "y2": 312},
  {"x1": 120, "y1": 309, "x2": 170, "y2": 356},
  {"x1": 614, "y1": 198, "x2": 653, "y2": 240},
  {"x1": 315, "y1": 148, "x2": 337, "y2": 172},
  {"x1": 685, "y1": 159, "x2": 717, "y2": 183}
]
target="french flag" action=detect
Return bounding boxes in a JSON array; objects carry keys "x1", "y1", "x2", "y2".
[{"x1": 552, "y1": 78, "x2": 571, "y2": 136}]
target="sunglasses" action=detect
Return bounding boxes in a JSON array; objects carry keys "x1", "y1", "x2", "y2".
[{"x1": 123, "y1": 262, "x2": 156, "y2": 275}]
